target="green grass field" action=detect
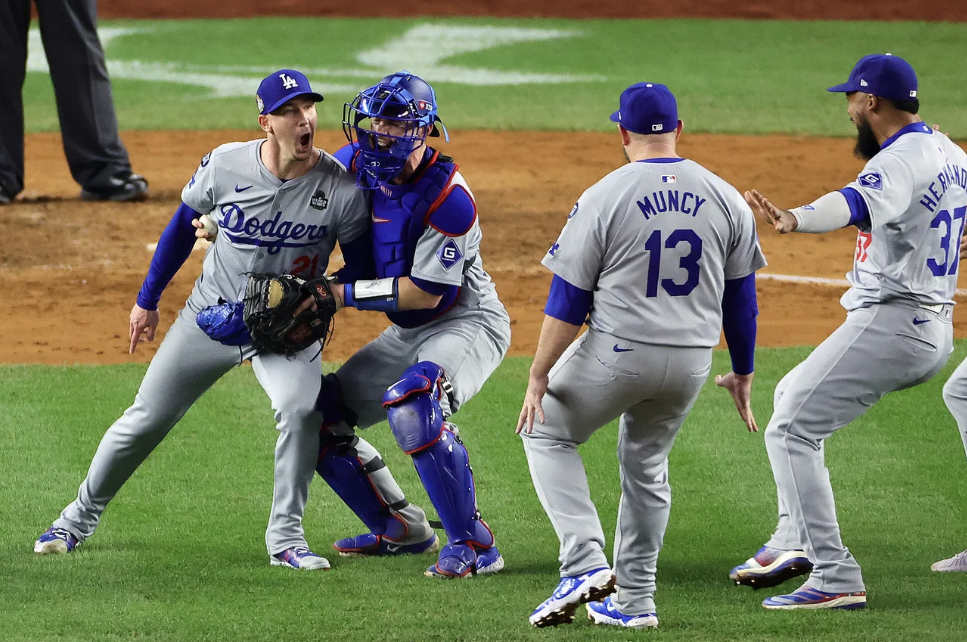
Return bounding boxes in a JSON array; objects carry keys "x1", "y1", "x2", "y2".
[
  {"x1": 2, "y1": 347, "x2": 966, "y2": 641},
  {"x1": 21, "y1": 18, "x2": 967, "y2": 136},
  {"x1": 9, "y1": 14, "x2": 967, "y2": 641}
]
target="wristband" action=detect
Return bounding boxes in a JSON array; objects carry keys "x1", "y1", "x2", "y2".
[{"x1": 344, "y1": 278, "x2": 400, "y2": 312}]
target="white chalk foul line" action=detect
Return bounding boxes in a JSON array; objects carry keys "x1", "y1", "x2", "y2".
[{"x1": 759, "y1": 272, "x2": 967, "y2": 297}]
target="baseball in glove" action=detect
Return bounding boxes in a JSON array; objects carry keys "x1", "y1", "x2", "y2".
[{"x1": 242, "y1": 273, "x2": 337, "y2": 355}]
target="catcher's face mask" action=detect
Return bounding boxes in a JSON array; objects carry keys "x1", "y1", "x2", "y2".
[{"x1": 342, "y1": 71, "x2": 449, "y2": 189}]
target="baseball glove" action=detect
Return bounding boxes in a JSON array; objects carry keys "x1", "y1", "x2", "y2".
[{"x1": 242, "y1": 273, "x2": 337, "y2": 355}]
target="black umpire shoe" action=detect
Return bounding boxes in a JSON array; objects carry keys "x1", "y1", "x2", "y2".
[
  {"x1": 80, "y1": 171, "x2": 149, "y2": 202},
  {"x1": 0, "y1": 184, "x2": 12, "y2": 205}
]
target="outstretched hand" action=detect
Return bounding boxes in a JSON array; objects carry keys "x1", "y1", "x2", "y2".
[
  {"x1": 715, "y1": 371, "x2": 758, "y2": 432},
  {"x1": 129, "y1": 304, "x2": 160, "y2": 354},
  {"x1": 745, "y1": 189, "x2": 798, "y2": 234}
]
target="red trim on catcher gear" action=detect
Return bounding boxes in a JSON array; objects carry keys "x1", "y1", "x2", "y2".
[
  {"x1": 381, "y1": 374, "x2": 433, "y2": 408},
  {"x1": 409, "y1": 150, "x2": 441, "y2": 185},
  {"x1": 401, "y1": 422, "x2": 446, "y2": 456}
]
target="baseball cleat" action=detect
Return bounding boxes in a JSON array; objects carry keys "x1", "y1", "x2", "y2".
[
  {"x1": 424, "y1": 543, "x2": 504, "y2": 579},
  {"x1": 34, "y1": 527, "x2": 79, "y2": 554},
  {"x1": 333, "y1": 532, "x2": 440, "y2": 557},
  {"x1": 528, "y1": 567, "x2": 616, "y2": 628},
  {"x1": 762, "y1": 585, "x2": 866, "y2": 610},
  {"x1": 730, "y1": 545, "x2": 813, "y2": 589},
  {"x1": 586, "y1": 597, "x2": 659, "y2": 629},
  {"x1": 270, "y1": 546, "x2": 331, "y2": 570},
  {"x1": 931, "y1": 549, "x2": 967, "y2": 572}
]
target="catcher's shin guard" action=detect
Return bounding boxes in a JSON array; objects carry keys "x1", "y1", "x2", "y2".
[
  {"x1": 316, "y1": 432, "x2": 413, "y2": 542},
  {"x1": 383, "y1": 362, "x2": 494, "y2": 549}
]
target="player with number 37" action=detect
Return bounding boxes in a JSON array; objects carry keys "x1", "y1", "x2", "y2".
[{"x1": 733, "y1": 54, "x2": 967, "y2": 609}]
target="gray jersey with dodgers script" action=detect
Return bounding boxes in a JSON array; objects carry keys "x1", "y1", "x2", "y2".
[
  {"x1": 181, "y1": 140, "x2": 369, "y2": 312},
  {"x1": 542, "y1": 158, "x2": 767, "y2": 347},
  {"x1": 841, "y1": 125, "x2": 967, "y2": 311}
]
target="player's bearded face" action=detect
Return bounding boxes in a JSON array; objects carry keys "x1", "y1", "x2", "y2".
[
  {"x1": 846, "y1": 93, "x2": 879, "y2": 161},
  {"x1": 852, "y1": 112, "x2": 880, "y2": 161}
]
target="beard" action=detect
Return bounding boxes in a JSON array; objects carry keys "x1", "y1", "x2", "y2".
[{"x1": 853, "y1": 115, "x2": 880, "y2": 161}]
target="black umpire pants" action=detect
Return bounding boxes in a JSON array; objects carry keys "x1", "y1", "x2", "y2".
[{"x1": 0, "y1": 0, "x2": 132, "y2": 196}]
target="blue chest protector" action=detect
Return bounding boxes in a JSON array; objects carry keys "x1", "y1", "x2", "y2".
[{"x1": 336, "y1": 144, "x2": 465, "y2": 328}]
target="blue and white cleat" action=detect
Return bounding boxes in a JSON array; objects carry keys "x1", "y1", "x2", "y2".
[
  {"x1": 528, "y1": 567, "x2": 616, "y2": 628},
  {"x1": 270, "y1": 546, "x2": 331, "y2": 570},
  {"x1": 931, "y1": 549, "x2": 967, "y2": 572},
  {"x1": 730, "y1": 546, "x2": 813, "y2": 589},
  {"x1": 762, "y1": 585, "x2": 866, "y2": 610},
  {"x1": 424, "y1": 543, "x2": 504, "y2": 578},
  {"x1": 586, "y1": 597, "x2": 659, "y2": 629},
  {"x1": 333, "y1": 532, "x2": 440, "y2": 557},
  {"x1": 34, "y1": 527, "x2": 79, "y2": 555}
]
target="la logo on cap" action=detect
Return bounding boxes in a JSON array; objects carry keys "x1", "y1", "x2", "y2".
[{"x1": 280, "y1": 73, "x2": 298, "y2": 89}]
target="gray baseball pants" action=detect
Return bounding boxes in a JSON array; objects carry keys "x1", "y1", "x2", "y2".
[
  {"x1": 941, "y1": 356, "x2": 967, "y2": 459},
  {"x1": 762, "y1": 301, "x2": 952, "y2": 592},
  {"x1": 53, "y1": 307, "x2": 324, "y2": 555},
  {"x1": 521, "y1": 328, "x2": 712, "y2": 615}
]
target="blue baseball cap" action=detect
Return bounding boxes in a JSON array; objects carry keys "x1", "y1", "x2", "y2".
[
  {"x1": 827, "y1": 54, "x2": 918, "y2": 102},
  {"x1": 256, "y1": 69, "x2": 324, "y2": 115},
  {"x1": 609, "y1": 83, "x2": 678, "y2": 135}
]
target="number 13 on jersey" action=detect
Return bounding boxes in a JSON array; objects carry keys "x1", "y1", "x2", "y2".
[{"x1": 643, "y1": 228, "x2": 703, "y2": 297}]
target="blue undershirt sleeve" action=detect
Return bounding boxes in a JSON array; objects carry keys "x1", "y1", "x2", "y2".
[
  {"x1": 839, "y1": 187, "x2": 871, "y2": 227},
  {"x1": 544, "y1": 274, "x2": 593, "y2": 326},
  {"x1": 721, "y1": 273, "x2": 758, "y2": 376},
  {"x1": 332, "y1": 232, "x2": 376, "y2": 283},
  {"x1": 136, "y1": 202, "x2": 203, "y2": 311}
]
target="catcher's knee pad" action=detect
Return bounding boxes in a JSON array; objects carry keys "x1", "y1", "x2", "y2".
[
  {"x1": 382, "y1": 361, "x2": 452, "y2": 454},
  {"x1": 316, "y1": 431, "x2": 410, "y2": 541}
]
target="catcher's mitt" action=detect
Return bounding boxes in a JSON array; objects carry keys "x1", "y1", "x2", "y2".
[{"x1": 242, "y1": 273, "x2": 336, "y2": 355}]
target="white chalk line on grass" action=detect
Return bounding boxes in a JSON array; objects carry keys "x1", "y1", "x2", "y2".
[{"x1": 759, "y1": 272, "x2": 967, "y2": 297}]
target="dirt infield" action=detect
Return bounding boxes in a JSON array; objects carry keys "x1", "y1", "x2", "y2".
[
  {"x1": 98, "y1": 0, "x2": 967, "y2": 22},
  {"x1": 4, "y1": 128, "x2": 964, "y2": 365}
]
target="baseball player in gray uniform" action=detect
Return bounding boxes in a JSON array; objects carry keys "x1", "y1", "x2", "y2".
[
  {"x1": 518, "y1": 82, "x2": 766, "y2": 629},
  {"x1": 731, "y1": 54, "x2": 967, "y2": 608},
  {"x1": 310, "y1": 72, "x2": 512, "y2": 579},
  {"x1": 34, "y1": 70, "x2": 371, "y2": 571}
]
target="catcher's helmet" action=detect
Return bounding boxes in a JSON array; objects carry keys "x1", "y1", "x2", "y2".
[{"x1": 342, "y1": 71, "x2": 449, "y2": 189}]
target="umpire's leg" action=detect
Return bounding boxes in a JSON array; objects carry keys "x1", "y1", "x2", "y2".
[
  {"x1": 0, "y1": 0, "x2": 31, "y2": 198},
  {"x1": 35, "y1": 0, "x2": 132, "y2": 190}
]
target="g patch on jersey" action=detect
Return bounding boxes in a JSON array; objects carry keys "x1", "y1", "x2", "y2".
[
  {"x1": 858, "y1": 172, "x2": 883, "y2": 190},
  {"x1": 437, "y1": 238, "x2": 463, "y2": 270}
]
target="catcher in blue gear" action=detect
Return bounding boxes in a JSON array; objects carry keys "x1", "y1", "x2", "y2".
[{"x1": 317, "y1": 71, "x2": 512, "y2": 578}]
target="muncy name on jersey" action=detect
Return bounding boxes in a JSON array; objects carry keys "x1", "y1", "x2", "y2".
[{"x1": 637, "y1": 190, "x2": 708, "y2": 220}]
